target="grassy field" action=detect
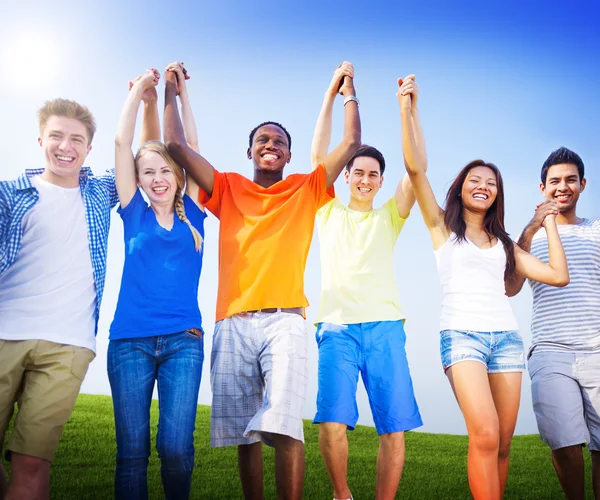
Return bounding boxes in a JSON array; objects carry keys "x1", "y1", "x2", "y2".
[{"x1": 1, "y1": 394, "x2": 594, "y2": 499}]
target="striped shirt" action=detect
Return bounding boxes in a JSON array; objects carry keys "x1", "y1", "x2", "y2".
[
  {"x1": 529, "y1": 217, "x2": 600, "y2": 353},
  {"x1": 0, "y1": 168, "x2": 118, "y2": 333}
]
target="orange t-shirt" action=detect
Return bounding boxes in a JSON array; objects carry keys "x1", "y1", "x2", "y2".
[{"x1": 199, "y1": 164, "x2": 334, "y2": 321}]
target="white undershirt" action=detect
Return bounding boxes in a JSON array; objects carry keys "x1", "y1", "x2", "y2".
[{"x1": 0, "y1": 175, "x2": 97, "y2": 351}]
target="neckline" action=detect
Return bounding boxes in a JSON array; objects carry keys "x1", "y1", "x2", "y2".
[
  {"x1": 464, "y1": 235, "x2": 499, "y2": 251},
  {"x1": 151, "y1": 209, "x2": 175, "y2": 233}
]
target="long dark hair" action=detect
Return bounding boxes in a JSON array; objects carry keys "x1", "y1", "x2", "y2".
[{"x1": 443, "y1": 160, "x2": 515, "y2": 280}]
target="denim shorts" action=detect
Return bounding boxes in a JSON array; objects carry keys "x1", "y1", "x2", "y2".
[
  {"x1": 440, "y1": 329, "x2": 525, "y2": 373},
  {"x1": 314, "y1": 320, "x2": 423, "y2": 435}
]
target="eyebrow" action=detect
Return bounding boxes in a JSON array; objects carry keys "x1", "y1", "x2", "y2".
[
  {"x1": 257, "y1": 133, "x2": 287, "y2": 142},
  {"x1": 549, "y1": 175, "x2": 578, "y2": 181}
]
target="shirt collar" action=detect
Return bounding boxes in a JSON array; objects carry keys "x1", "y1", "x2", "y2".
[{"x1": 16, "y1": 166, "x2": 93, "y2": 191}]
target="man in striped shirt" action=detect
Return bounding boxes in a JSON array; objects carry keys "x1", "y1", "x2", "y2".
[{"x1": 508, "y1": 147, "x2": 599, "y2": 499}]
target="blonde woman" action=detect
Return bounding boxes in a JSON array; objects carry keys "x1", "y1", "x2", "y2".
[{"x1": 108, "y1": 65, "x2": 206, "y2": 500}]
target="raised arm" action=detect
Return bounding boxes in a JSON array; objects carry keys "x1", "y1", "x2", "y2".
[
  {"x1": 128, "y1": 74, "x2": 161, "y2": 146},
  {"x1": 165, "y1": 62, "x2": 202, "y2": 206},
  {"x1": 311, "y1": 62, "x2": 354, "y2": 170},
  {"x1": 321, "y1": 75, "x2": 361, "y2": 189},
  {"x1": 513, "y1": 212, "x2": 569, "y2": 287},
  {"x1": 163, "y1": 69, "x2": 215, "y2": 196},
  {"x1": 399, "y1": 78, "x2": 448, "y2": 248},
  {"x1": 505, "y1": 200, "x2": 560, "y2": 295},
  {"x1": 394, "y1": 75, "x2": 428, "y2": 219},
  {"x1": 115, "y1": 69, "x2": 160, "y2": 208}
]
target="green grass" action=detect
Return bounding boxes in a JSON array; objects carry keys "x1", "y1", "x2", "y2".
[{"x1": 2, "y1": 394, "x2": 594, "y2": 499}]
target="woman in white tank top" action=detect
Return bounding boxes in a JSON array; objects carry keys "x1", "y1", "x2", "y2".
[{"x1": 398, "y1": 78, "x2": 570, "y2": 499}]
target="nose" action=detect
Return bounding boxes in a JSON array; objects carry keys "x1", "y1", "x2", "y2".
[
  {"x1": 58, "y1": 138, "x2": 71, "y2": 150},
  {"x1": 557, "y1": 180, "x2": 568, "y2": 191}
]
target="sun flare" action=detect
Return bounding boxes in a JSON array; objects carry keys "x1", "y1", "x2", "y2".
[{"x1": 1, "y1": 29, "x2": 60, "y2": 91}]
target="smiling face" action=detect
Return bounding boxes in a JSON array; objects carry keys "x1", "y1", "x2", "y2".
[
  {"x1": 460, "y1": 166, "x2": 498, "y2": 212},
  {"x1": 38, "y1": 115, "x2": 92, "y2": 183},
  {"x1": 136, "y1": 151, "x2": 179, "y2": 206},
  {"x1": 247, "y1": 124, "x2": 291, "y2": 172},
  {"x1": 345, "y1": 156, "x2": 383, "y2": 204},
  {"x1": 541, "y1": 163, "x2": 586, "y2": 214}
]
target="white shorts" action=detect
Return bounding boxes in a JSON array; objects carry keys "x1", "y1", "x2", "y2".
[{"x1": 210, "y1": 311, "x2": 308, "y2": 447}]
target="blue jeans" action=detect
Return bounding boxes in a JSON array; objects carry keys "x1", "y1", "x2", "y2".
[{"x1": 108, "y1": 331, "x2": 204, "y2": 500}]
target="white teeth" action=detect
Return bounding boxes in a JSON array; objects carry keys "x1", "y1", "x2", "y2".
[
  {"x1": 263, "y1": 154, "x2": 278, "y2": 161},
  {"x1": 56, "y1": 155, "x2": 74, "y2": 162},
  {"x1": 358, "y1": 187, "x2": 371, "y2": 192},
  {"x1": 473, "y1": 194, "x2": 488, "y2": 200},
  {"x1": 153, "y1": 187, "x2": 167, "y2": 193}
]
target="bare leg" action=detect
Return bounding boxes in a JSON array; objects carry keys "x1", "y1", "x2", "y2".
[
  {"x1": 238, "y1": 443, "x2": 264, "y2": 500},
  {"x1": 552, "y1": 445, "x2": 585, "y2": 500},
  {"x1": 319, "y1": 422, "x2": 351, "y2": 500},
  {"x1": 272, "y1": 433, "x2": 305, "y2": 500},
  {"x1": 592, "y1": 450, "x2": 600, "y2": 500},
  {"x1": 376, "y1": 432, "x2": 405, "y2": 500},
  {"x1": 5, "y1": 452, "x2": 50, "y2": 500},
  {"x1": 488, "y1": 372, "x2": 522, "y2": 497},
  {"x1": 447, "y1": 362, "x2": 500, "y2": 500}
]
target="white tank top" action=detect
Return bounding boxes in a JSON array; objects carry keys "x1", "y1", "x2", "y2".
[{"x1": 434, "y1": 233, "x2": 518, "y2": 332}]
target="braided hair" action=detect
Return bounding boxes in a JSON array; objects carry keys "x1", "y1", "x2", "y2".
[{"x1": 135, "y1": 141, "x2": 203, "y2": 251}]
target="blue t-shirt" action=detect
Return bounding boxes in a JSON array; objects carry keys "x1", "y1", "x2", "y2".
[{"x1": 110, "y1": 189, "x2": 206, "y2": 340}]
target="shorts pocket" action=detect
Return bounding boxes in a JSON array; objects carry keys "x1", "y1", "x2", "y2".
[{"x1": 70, "y1": 347, "x2": 95, "y2": 382}]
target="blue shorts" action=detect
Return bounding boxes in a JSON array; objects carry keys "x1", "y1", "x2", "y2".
[
  {"x1": 314, "y1": 320, "x2": 423, "y2": 435},
  {"x1": 440, "y1": 329, "x2": 525, "y2": 373}
]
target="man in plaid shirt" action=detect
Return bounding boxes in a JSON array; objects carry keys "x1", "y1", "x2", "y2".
[{"x1": 0, "y1": 98, "x2": 119, "y2": 499}]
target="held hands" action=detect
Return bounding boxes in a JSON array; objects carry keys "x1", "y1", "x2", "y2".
[
  {"x1": 129, "y1": 68, "x2": 160, "y2": 103},
  {"x1": 165, "y1": 61, "x2": 190, "y2": 96},
  {"x1": 532, "y1": 200, "x2": 560, "y2": 230},
  {"x1": 397, "y1": 74, "x2": 418, "y2": 112},
  {"x1": 327, "y1": 61, "x2": 354, "y2": 98}
]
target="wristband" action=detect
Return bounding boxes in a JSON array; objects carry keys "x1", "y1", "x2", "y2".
[{"x1": 343, "y1": 95, "x2": 359, "y2": 107}]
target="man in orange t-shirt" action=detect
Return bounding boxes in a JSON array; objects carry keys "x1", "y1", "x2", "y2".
[{"x1": 163, "y1": 64, "x2": 360, "y2": 499}]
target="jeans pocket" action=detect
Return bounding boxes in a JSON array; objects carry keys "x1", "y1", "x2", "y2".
[{"x1": 184, "y1": 328, "x2": 203, "y2": 340}]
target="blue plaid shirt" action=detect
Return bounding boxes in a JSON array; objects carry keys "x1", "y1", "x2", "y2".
[{"x1": 0, "y1": 167, "x2": 118, "y2": 333}]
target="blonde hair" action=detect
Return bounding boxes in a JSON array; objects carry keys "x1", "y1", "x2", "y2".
[
  {"x1": 38, "y1": 98, "x2": 96, "y2": 144},
  {"x1": 134, "y1": 141, "x2": 203, "y2": 251}
]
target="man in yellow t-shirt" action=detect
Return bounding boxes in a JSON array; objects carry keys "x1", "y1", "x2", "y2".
[
  {"x1": 310, "y1": 68, "x2": 425, "y2": 500},
  {"x1": 163, "y1": 65, "x2": 361, "y2": 499}
]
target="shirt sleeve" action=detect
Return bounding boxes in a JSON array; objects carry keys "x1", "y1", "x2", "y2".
[
  {"x1": 117, "y1": 188, "x2": 147, "y2": 222},
  {"x1": 0, "y1": 181, "x2": 12, "y2": 246},
  {"x1": 315, "y1": 197, "x2": 336, "y2": 233},
  {"x1": 309, "y1": 164, "x2": 335, "y2": 209},
  {"x1": 183, "y1": 193, "x2": 208, "y2": 231},
  {"x1": 97, "y1": 169, "x2": 119, "y2": 208},
  {"x1": 384, "y1": 196, "x2": 407, "y2": 239},
  {"x1": 198, "y1": 170, "x2": 226, "y2": 219}
]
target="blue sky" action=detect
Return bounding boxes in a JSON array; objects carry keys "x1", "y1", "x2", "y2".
[{"x1": 1, "y1": 0, "x2": 598, "y2": 435}]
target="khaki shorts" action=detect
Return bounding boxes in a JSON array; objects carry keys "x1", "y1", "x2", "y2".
[{"x1": 0, "y1": 339, "x2": 95, "y2": 462}]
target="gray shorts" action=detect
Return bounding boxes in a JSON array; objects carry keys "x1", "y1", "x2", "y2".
[
  {"x1": 210, "y1": 311, "x2": 308, "y2": 447},
  {"x1": 528, "y1": 350, "x2": 600, "y2": 451}
]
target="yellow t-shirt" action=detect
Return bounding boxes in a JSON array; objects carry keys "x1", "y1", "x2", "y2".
[{"x1": 315, "y1": 196, "x2": 407, "y2": 325}]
